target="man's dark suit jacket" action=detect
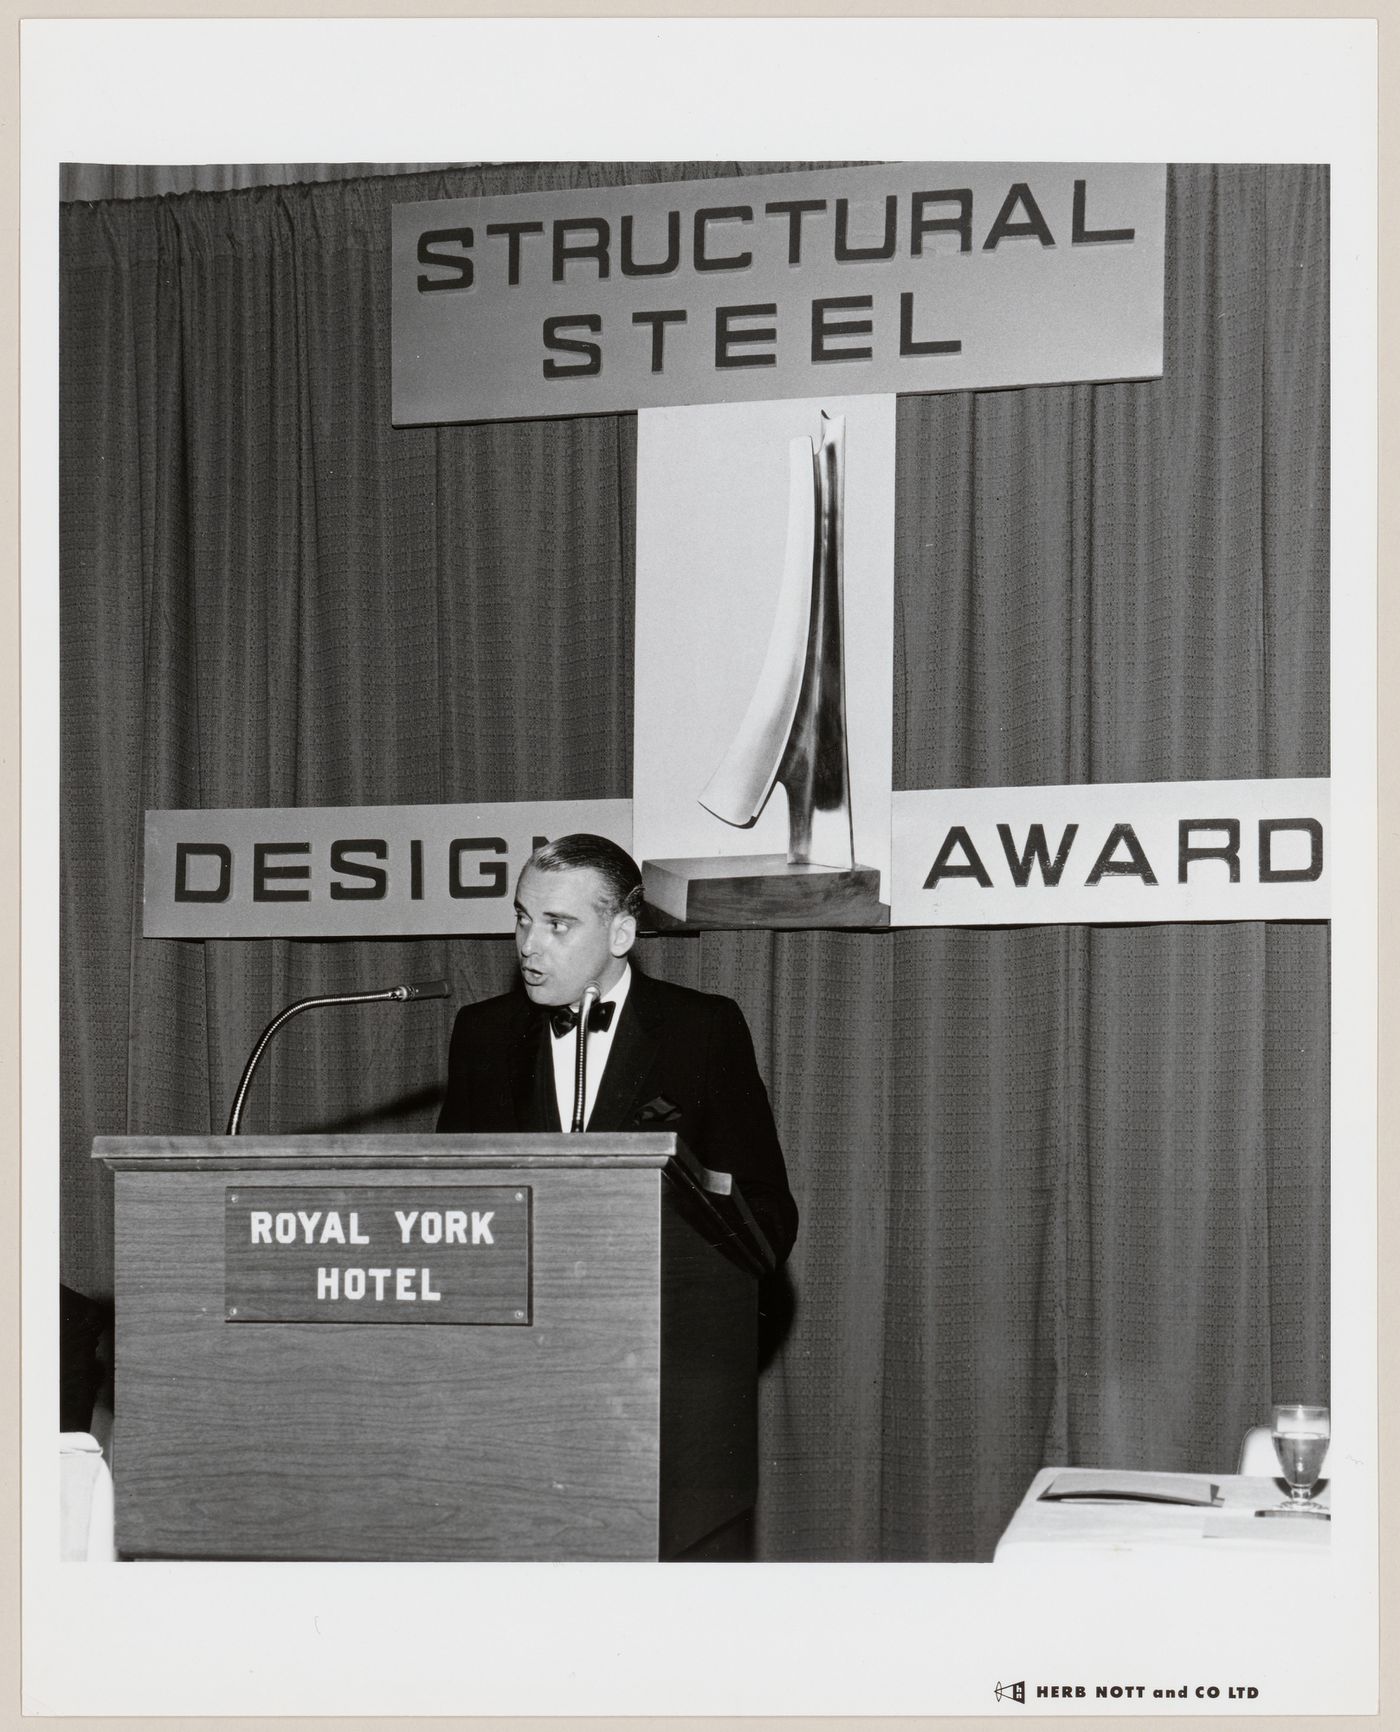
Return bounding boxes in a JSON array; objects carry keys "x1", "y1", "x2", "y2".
[{"x1": 437, "y1": 965, "x2": 798, "y2": 1265}]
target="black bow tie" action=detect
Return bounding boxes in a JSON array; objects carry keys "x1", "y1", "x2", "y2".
[{"x1": 548, "y1": 999, "x2": 617, "y2": 1038}]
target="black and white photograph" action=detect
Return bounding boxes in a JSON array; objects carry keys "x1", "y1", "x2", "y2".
[{"x1": 21, "y1": 17, "x2": 1378, "y2": 1719}]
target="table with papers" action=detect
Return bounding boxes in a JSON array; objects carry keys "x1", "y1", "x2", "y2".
[{"x1": 994, "y1": 1466, "x2": 1331, "y2": 1561}]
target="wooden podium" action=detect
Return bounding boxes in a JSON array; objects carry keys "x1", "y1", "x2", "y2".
[{"x1": 93, "y1": 1133, "x2": 773, "y2": 1562}]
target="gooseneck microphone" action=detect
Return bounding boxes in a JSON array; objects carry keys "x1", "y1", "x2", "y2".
[
  {"x1": 225, "y1": 979, "x2": 449, "y2": 1136},
  {"x1": 569, "y1": 983, "x2": 601, "y2": 1133}
]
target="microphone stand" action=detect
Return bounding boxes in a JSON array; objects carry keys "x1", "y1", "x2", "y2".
[
  {"x1": 569, "y1": 984, "x2": 601, "y2": 1133},
  {"x1": 226, "y1": 980, "x2": 448, "y2": 1136}
]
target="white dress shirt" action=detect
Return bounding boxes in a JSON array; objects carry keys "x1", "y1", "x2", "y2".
[{"x1": 549, "y1": 963, "x2": 632, "y2": 1131}]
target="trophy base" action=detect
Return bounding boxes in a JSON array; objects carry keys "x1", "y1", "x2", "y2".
[{"x1": 642, "y1": 854, "x2": 889, "y2": 931}]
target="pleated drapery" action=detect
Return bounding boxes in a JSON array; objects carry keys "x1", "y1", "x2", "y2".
[{"x1": 59, "y1": 162, "x2": 1329, "y2": 1561}]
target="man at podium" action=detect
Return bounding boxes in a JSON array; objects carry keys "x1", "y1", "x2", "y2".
[{"x1": 438, "y1": 834, "x2": 798, "y2": 1264}]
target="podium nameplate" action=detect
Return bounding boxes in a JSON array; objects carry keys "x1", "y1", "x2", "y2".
[{"x1": 224, "y1": 1186, "x2": 532, "y2": 1325}]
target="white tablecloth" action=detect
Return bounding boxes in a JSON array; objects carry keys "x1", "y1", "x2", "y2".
[
  {"x1": 60, "y1": 1432, "x2": 116, "y2": 1562},
  {"x1": 995, "y1": 1466, "x2": 1331, "y2": 1562}
]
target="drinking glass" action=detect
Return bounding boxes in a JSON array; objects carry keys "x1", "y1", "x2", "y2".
[{"x1": 1261, "y1": 1403, "x2": 1330, "y2": 1520}]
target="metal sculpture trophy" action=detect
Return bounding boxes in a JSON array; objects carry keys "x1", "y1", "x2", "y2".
[{"x1": 642, "y1": 412, "x2": 886, "y2": 928}]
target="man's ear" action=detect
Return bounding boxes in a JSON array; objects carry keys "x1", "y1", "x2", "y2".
[{"x1": 611, "y1": 911, "x2": 638, "y2": 957}]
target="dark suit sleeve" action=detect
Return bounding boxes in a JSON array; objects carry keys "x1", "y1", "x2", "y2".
[
  {"x1": 704, "y1": 996, "x2": 799, "y2": 1266},
  {"x1": 436, "y1": 1007, "x2": 473, "y2": 1133}
]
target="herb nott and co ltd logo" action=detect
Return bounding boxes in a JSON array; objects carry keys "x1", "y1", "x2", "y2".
[{"x1": 995, "y1": 1681, "x2": 1260, "y2": 1705}]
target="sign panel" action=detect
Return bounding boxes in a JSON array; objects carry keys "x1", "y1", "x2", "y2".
[
  {"x1": 142, "y1": 799, "x2": 631, "y2": 938},
  {"x1": 391, "y1": 162, "x2": 1166, "y2": 424},
  {"x1": 891, "y1": 779, "x2": 1330, "y2": 926},
  {"x1": 224, "y1": 1186, "x2": 531, "y2": 1324},
  {"x1": 146, "y1": 781, "x2": 1330, "y2": 936}
]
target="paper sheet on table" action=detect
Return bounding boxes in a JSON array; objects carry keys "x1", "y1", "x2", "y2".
[{"x1": 1039, "y1": 1471, "x2": 1220, "y2": 1506}]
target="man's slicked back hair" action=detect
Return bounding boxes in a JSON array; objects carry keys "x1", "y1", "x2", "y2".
[{"x1": 525, "y1": 833, "x2": 644, "y2": 920}]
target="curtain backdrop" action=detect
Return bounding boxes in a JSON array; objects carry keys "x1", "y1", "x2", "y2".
[
  {"x1": 59, "y1": 162, "x2": 1330, "y2": 1562},
  {"x1": 59, "y1": 162, "x2": 474, "y2": 203}
]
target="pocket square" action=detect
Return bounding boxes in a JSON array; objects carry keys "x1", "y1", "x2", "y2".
[{"x1": 634, "y1": 1094, "x2": 683, "y2": 1125}]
